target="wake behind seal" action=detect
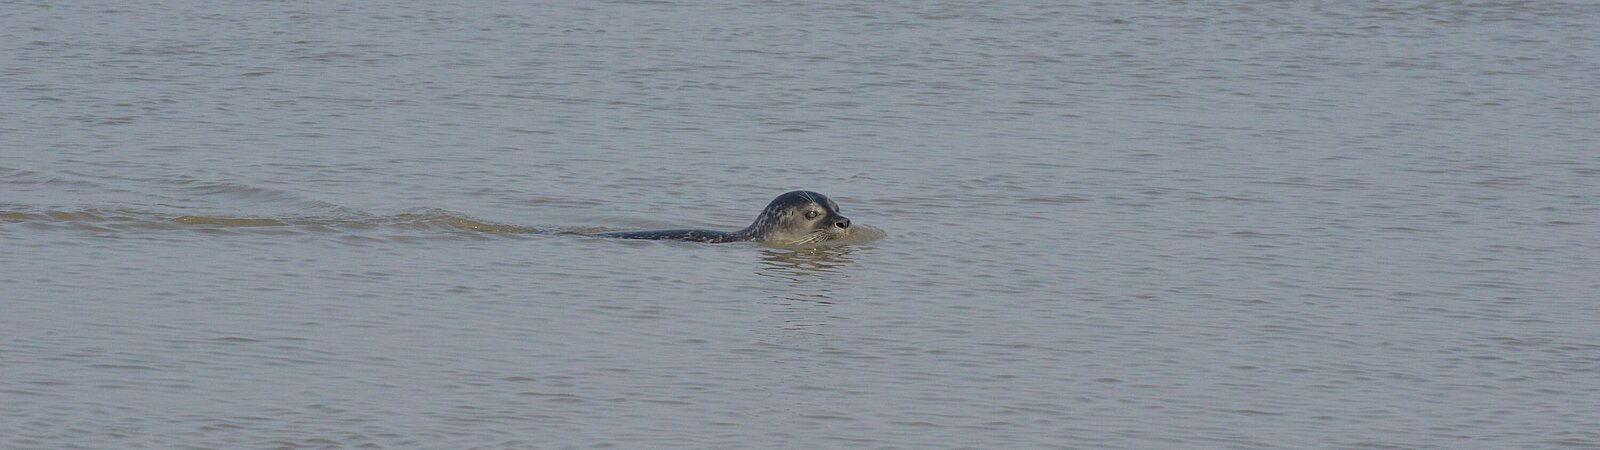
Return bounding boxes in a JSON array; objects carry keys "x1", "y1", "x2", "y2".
[{"x1": 593, "y1": 190, "x2": 852, "y2": 245}]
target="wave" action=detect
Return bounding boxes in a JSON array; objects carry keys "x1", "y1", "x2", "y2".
[
  {"x1": 3, "y1": 205, "x2": 885, "y2": 247},
  {"x1": 0, "y1": 206, "x2": 544, "y2": 236}
]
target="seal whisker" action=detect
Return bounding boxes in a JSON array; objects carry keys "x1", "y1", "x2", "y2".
[{"x1": 786, "y1": 229, "x2": 836, "y2": 246}]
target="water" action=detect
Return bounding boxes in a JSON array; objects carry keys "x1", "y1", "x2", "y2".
[{"x1": 4, "y1": 1, "x2": 1598, "y2": 448}]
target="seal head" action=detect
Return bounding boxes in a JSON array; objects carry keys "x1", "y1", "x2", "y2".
[{"x1": 594, "y1": 190, "x2": 851, "y2": 245}]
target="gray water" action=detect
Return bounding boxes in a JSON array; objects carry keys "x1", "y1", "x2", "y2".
[{"x1": 4, "y1": 1, "x2": 1599, "y2": 448}]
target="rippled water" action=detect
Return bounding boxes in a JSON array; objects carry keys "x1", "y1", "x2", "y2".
[{"x1": 5, "y1": 1, "x2": 1599, "y2": 448}]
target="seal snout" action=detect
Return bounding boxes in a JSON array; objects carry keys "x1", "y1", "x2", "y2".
[{"x1": 833, "y1": 217, "x2": 851, "y2": 230}]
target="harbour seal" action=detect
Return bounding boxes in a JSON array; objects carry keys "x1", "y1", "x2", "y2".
[{"x1": 594, "y1": 190, "x2": 852, "y2": 245}]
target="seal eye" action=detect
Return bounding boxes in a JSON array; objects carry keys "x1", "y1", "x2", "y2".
[{"x1": 805, "y1": 211, "x2": 818, "y2": 220}]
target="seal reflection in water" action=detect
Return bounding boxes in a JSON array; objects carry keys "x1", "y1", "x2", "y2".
[{"x1": 594, "y1": 190, "x2": 852, "y2": 245}]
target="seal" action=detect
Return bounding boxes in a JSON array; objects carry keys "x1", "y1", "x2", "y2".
[{"x1": 594, "y1": 190, "x2": 852, "y2": 245}]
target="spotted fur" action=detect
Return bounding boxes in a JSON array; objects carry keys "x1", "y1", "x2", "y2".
[{"x1": 594, "y1": 191, "x2": 852, "y2": 245}]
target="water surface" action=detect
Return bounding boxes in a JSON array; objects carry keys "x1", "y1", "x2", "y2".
[{"x1": 4, "y1": 1, "x2": 1599, "y2": 448}]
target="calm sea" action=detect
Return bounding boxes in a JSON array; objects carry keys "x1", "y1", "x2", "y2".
[{"x1": 4, "y1": 1, "x2": 1598, "y2": 448}]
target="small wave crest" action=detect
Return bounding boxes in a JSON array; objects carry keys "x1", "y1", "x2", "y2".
[
  {"x1": 3, "y1": 206, "x2": 542, "y2": 237},
  {"x1": 0, "y1": 166, "x2": 109, "y2": 189}
]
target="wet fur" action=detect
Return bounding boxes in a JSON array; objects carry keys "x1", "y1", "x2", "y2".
[{"x1": 594, "y1": 191, "x2": 851, "y2": 245}]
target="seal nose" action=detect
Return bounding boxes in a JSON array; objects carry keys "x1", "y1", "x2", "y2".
[{"x1": 834, "y1": 217, "x2": 851, "y2": 229}]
